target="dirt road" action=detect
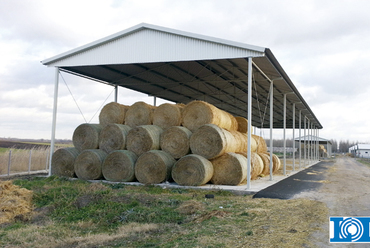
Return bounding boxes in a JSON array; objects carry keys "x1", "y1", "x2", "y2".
[{"x1": 295, "y1": 156, "x2": 370, "y2": 247}]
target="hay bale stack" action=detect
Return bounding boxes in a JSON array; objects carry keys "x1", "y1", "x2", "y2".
[
  {"x1": 252, "y1": 134, "x2": 268, "y2": 153},
  {"x1": 153, "y1": 103, "x2": 184, "y2": 129},
  {"x1": 235, "y1": 116, "x2": 248, "y2": 133},
  {"x1": 172, "y1": 154, "x2": 214, "y2": 186},
  {"x1": 135, "y1": 150, "x2": 176, "y2": 184},
  {"x1": 125, "y1": 101, "x2": 155, "y2": 128},
  {"x1": 181, "y1": 100, "x2": 238, "y2": 132},
  {"x1": 126, "y1": 125, "x2": 163, "y2": 156},
  {"x1": 258, "y1": 153, "x2": 271, "y2": 176},
  {"x1": 102, "y1": 150, "x2": 137, "y2": 182},
  {"x1": 73, "y1": 123, "x2": 102, "y2": 152},
  {"x1": 237, "y1": 152, "x2": 264, "y2": 180},
  {"x1": 74, "y1": 149, "x2": 107, "y2": 180},
  {"x1": 99, "y1": 124, "x2": 132, "y2": 154},
  {"x1": 160, "y1": 126, "x2": 192, "y2": 159},
  {"x1": 230, "y1": 131, "x2": 257, "y2": 153},
  {"x1": 99, "y1": 102, "x2": 128, "y2": 127},
  {"x1": 51, "y1": 147, "x2": 80, "y2": 177},
  {"x1": 210, "y1": 153, "x2": 248, "y2": 186},
  {"x1": 271, "y1": 153, "x2": 281, "y2": 173}
]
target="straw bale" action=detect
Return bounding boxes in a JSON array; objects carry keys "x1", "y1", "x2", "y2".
[
  {"x1": 235, "y1": 116, "x2": 248, "y2": 133},
  {"x1": 210, "y1": 153, "x2": 248, "y2": 186},
  {"x1": 258, "y1": 153, "x2": 271, "y2": 176},
  {"x1": 72, "y1": 123, "x2": 102, "y2": 152},
  {"x1": 172, "y1": 154, "x2": 214, "y2": 186},
  {"x1": 135, "y1": 150, "x2": 176, "y2": 184},
  {"x1": 99, "y1": 102, "x2": 128, "y2": 127},
  {"x1": 74, "y1": 149, "x2": 107, "y2": 180},
  {"x1": 0, "y1": 181, "x2": 33, "y2": 224},
  {"x1": 252, "y1": 134, "x2": 268, "y2": 153},
  {"x1": 181, "y1": 100, "x2": 238, "y2": 132},
  {"x1": 160, "y1": 126, "x2": 192, "y2": 159},
  {"x1": 153, "y1": 103, "x2": 184, "y2": 129},
  {"x1": 51, "y1": 147, "x2": 80, "y2": 177},
  {"x1": 230, "y1": 131, "x2": 258, "y2": 153},
  {"x1": 125, "y1": 101, "x2": 155, "y2": 128},
  {"x1": 126, "y1": 125, "x2": 163, "y2": 156},
  {"x1": 237, "y1": 152, "x2": 264, "y2": 180},
  {"x1": 102, "y1": 150, "x2": 138, "y2": 182},
  {"x1": 99, "y1": 124, "x2": 132, "y2": 154},
  {"x1": 271, "y1": 153, "x2": 281, "y2": 173}
]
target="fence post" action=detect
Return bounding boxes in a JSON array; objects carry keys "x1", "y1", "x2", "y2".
[
  {"x1": 7, "y1": 150, "x2": 12, "y2": 176},
  {"x1": 28, "y1": 150, "x2": 32, "y2": 174}
]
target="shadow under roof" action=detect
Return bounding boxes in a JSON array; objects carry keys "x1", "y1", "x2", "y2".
[{"x1": 42, "y1": 23, "x2": 322, "y2": 129}]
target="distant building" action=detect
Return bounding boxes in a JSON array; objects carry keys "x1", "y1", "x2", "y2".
[{"x1": 349, "y1": 144, "x2": 370, "y2": 158}]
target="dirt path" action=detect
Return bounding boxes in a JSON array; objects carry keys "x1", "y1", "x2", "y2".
[{"x1": 295, "y1": 156, "x2": 370, "y2": 247}]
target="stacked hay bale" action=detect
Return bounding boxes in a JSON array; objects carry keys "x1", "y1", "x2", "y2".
[{"x1": 51, "y1": 100, "x2": 280, "y2": 186}]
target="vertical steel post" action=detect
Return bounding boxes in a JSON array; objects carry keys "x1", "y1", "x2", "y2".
[
  {"x1": 114, "y1": 85, "x2": 118, "y2": 102},
  {"x1": 154, "y1": 96, "x2": 157, "y2": 107},
  {"x1": 283, "y1": 94, "x2": 286, "y2": 176},
  {"x1": 292, "y1": 103, "x2": 295, "y2": 171},
  {"x1": 299, "y1": 110, "x2": 301, "y2": 169},
  {"x1": 304, "y1": 116, "x2": 306, "y2": 167},
  {"x1": 269, "y1": 80, "x2": 274, "y2": 181},
  {"x1": 247, "y1": 57, "x2": 253, "y2": 189},
  {"x1": 49, "y1": 67, "x2": 60, "y2": 177}
]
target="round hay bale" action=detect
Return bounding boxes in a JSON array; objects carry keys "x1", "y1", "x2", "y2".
[
  {"x1": 172, "y1": 154, "x2": 214, "y2": 186},
  {"x1": 271, "y1": 153, "x2": 281, "y2": 173},
  {"x1": 72, "y1": 123, "x2": 102, "y2": 152},
  {"x1": 99, "y1": 124, "x2": 132, "y2": 154},
  {"x1": 125, "y1": 101, "x2": 155, "y2": 128},
  {"x1": 258, "y1": 153, "x2": 271, "y2": 176},
  {"x1": 252, "y1": 134, "x2": 268, "y2": 153},
  {"x1": 181, "y1": 100, "x2": 238, "y2": 132},
  {"x1": 135, "y1": 150, "x2": 176, "y2": 184},
  {"x1": 102, "y1": 150, "x2": 138, "y2": 182},
  {"x1": 126, "y1": 125, "x2": 163, "y2": 156},
  {"x1": 99, "y1": 102, "x2": 128, "y2": 127},
  {"x1": 229, "y1": 131, "x2": 258, "y2": 153},
  {"x1": 210, "y1": 153, "x2": 248, "y2": 186},
  {"x1": 237, "y1": 152, "x2": 264, "y2": 180},
  {"x1": 235, "y1": 116, "x2": 248, "y2": 133},
  {"x1": 51, "y1": 147, "x2": 80, "y2": 177},
  {"x1": 190, "y1": 124, "x2": 237, "y2": 159},
  {"x1": 153, "y1": 103, "x2": 184, "y2": 129},
  {"x1": 74, "y1": 149, "x2": 107, "y2": 180},
  {"x1": 160, "y1": 126, "x2": 192, "y2": 159}
]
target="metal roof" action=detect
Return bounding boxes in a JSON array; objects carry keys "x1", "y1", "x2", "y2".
[
  {"x1": 42, "y1": 23, "x2": 322, "y2": 129},
  {"x1": 295, "y1": 135, "x2": 332, "y2": 144}
]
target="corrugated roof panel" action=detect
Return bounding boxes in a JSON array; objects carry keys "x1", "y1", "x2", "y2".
[{"x1": 45, "y1": 28, "x2": 264, "y2": 67}]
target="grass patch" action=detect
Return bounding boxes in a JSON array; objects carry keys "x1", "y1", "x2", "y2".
[{"x1": 0, "y1": 176, "x2": 329, "y2": 247}]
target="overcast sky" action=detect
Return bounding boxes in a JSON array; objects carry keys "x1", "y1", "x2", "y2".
[{"x1": 1, "y1": 0, "x2": 370, "y2": 143}]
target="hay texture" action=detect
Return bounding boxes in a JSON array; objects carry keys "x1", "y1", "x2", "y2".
[
  {"x1": 258, "y1": 153, "x2": 271, "y2": 176},
  {"x1": 160, "y1": 126, "x2": 192, "y2": 159},
  {"x1": 0, "y1": 181, "x2": 33, "y2": 224},
  {"x1": 135, "y1": 150, "x2": 176, "y2": 184},
  {"x1": 181, "y1": 101, "x2": 238, "y2": 132},
  {"x1": 51, "y1": 147, "x2": 80, "y2": 177},
  {"x1": 126, "y1": 125, "x2": 163, "y2": 156},
  {"x1": 172, "y1": 154, "x2": 214, "y2": 186},
  {"x1": 102, "y1": 150, "x2": 138, "y2": 182},
  {"x1": 252, "y1": 134, "x2": 268, "y2": 153},
  {"x1": 74, "y1": 149, "x2": 107, "y2": 180},
  {"x1": 210, "y1": 152, "x2": 248, "y2": 186},
  {"x1": 99, "y1": 124, "x2": 132, "y2": 154},
  {"x1": 235, "y1": 116, "x2": 248, "y2": 133},
  {"x1": 153, "y1": 103, "x2": 184, "y2": 129},
  {"x1": 237, "y1": 152, "x2": 264, "y2": 180},
  {"x1": 271, "y1": 153, "x2": 281, "y2": 173},
  {"x1": 125, "y1": 101, "x2": 155, "y2": 128},
  {"x1": 73, "y1": 123, "x2": 102, "y2": 152},
  {"x1": 99, "y1": 102, "x2": 128, "y2": 127}
]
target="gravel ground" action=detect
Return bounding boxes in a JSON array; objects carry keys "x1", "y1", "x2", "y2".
[{"x1": 295, "y1": 156, "x2": 370, "y2": 247}]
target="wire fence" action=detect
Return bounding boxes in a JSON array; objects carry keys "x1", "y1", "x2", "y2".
[{"x1": 0, "y1": 147, "x2": 50, "y2": 177}]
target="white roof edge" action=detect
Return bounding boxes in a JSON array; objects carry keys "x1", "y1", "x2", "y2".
[{"x1": 41, "y1": 22, "x2": 266, "y2": 65}]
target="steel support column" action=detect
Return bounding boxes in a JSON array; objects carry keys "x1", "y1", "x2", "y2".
[
  {"x1": 292, "y1": 103, "x2": 295, "y2": 171},
  {"x1": 114, "y1": 85, "x2": 118, "y2": 102},
  {"x1": 283, "y1": 94, "x2": 286, "y2": 176},
  {"x1": 49, "y1": 67, "x2": 60, "y2": 176},
  {"x1": 247, "y1": 57, "x2": 253, "y2": 189},
  {"x1": 299, "y1": 110, "x2": 302, "y2": 169},
  {"x1": 269, "y1": 80, "x2": 274, "y2": 181}
]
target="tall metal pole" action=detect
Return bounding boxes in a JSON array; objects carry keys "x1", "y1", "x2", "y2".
[
  {"x1": 292, "y1": 103, "x2": 295, "y2": 171},
  {"x1": 283, "y1": 94, "x2": 286, "y2": 176},
  {"x1": 247, "y1": 57, "x2": 253, "y2": 189},
  {"x1": 299, "y1": 110, "x2": 301, "y2": 169},
  {"x1": 153, "y1": 96, "x2": 157, "y2": 107},
  {"x1": 304, "y1": 116, "x2": 306, "y2": 167},
  {"x1": 114, "y1": 85, "x2": 118, "y2": 102},
  {"x1": 49, "y1": 67, "x2": 60, "y2": 176},
  {"x1": 269, "y1": 80, "x2": 274, "y2": 181}
]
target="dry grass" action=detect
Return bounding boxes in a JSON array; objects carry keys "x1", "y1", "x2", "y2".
[{"x1": 0, "y1": 147, "x2": 49, "y2": 175}]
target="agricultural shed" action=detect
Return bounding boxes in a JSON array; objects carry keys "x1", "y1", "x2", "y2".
[
  {"x1": 349, "y1": 144, "x2": 370, "y2": 158},
  {"x1": 295, "y1": 135, "x2": 332, "y2": 158},
  {"x1": 42, "y1": 23, "x2": 323, "y2": 188}
]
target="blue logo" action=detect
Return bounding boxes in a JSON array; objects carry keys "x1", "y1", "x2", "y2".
[{"x1": 330, "y1": 217, "x2": 370, "y2": 243}]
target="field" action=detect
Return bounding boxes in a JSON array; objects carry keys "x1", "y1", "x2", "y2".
[{"x1": 0, "y1": 176, "x2": 328, "y2": 248}]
